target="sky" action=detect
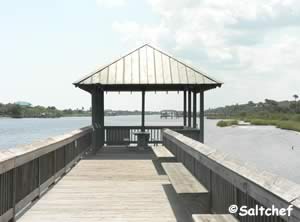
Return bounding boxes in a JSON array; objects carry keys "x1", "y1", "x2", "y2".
[{"x1": 0, "y1": 0, "x2": 299, "y2": 111}]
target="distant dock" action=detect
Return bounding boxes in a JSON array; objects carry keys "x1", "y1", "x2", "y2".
[{"x1": 160, "y1": 110, "x2": 183, "y2": 119}]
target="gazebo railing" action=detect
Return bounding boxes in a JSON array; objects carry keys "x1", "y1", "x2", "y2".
[{"x1": 104, "y1": 126, "x2": 184, "y2": 145}]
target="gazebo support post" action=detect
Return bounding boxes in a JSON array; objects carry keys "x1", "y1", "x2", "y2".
[
  {"x1": 100, "y1": 89, "x2": 104, "y2": 148},
  {"x1": 183, "y1": 91, "x2": 187, "y2": 126},
  {"x1": 193, "y1": 91, "x2": 197, "y2": 128},
  {"x1": 188, "y1": 90, "x2": 192, "y2": 127},
  {"x1": 91, "y1": 92, "x2": 96, "y2": 151},
  {"x1": 199, "y1": 90, "x2": 204, "y2": 143},
  {"x1": 141, "y1": 91, "x2": 145, "y2": 132},
  {"x1": 91, "y1": 88, "x2": 104, "y2": 152}
]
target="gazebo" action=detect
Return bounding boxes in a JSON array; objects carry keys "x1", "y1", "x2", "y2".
[{"x1": 74, "y1": 44, "x2": 222, "y2": 150}]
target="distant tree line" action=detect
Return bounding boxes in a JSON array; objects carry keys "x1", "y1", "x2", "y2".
[
  {"x1": 0, "y1": 103, "x2": 90, "y2": 118},
  {"x1": 206, "y1": 97, "x2": 300, "y2": 118},
  {"x1": 0, "y1": 102, "x2": 161, "y2": 118},
  {"x1": 207, "y1": 96, "x2": 300, "y2": 132}
]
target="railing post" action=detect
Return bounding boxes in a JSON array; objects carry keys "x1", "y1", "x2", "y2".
[
  {"x1": 193, "y1": 91, "x2": 197, "y2": 128},
  {"x1": 37, "y1": 157, "x2": 41, "y2": 197},
  {"x1": 208, "y1": 169, "x2": 213, "y2": 213},
  {"x1": 183, "y1": 90, "x2": 187, "y2": 126},
  {"x1": 63, "y1": 145, "x2": 67, "y2": 172},
  {"x1": 53, "y1": 150, "x2": 56, "y2": 183},
  {"x1": 199, "y1": 90, "x2": 204, "y2": 143},
  {"x1": 10, "y1": 168, "x2": 17, "y2": 222},
  {"x1": 188, "y1": 90, "x2": 192, "y2": 127},
  {"x1": 141, "y1": 91, "x2": 145, "y2": 132}
]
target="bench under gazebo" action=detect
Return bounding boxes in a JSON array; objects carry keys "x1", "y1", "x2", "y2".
[{"x1": 74, "y1": 44, "x2": 222, "y2": 151}]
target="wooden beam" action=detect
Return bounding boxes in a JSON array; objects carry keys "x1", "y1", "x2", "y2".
[
  {"x1": 199, "y1": 91, "x2": 204, "y2": 143},
  {"x1": 188, "y1": 90, "x2": 191, "y2": 127},
  {"x1": 77, "y1": 83, "x2": 221, "y2": 93},
  {"x1": 183, "y1": 91, "x2": 187, "y2": 126},
  {"x1": 193, "y1": 91, "x2": 197, "y2": 128},
  {"x1": 141, "y1": 91, "x2": 145, "y2": 132}
]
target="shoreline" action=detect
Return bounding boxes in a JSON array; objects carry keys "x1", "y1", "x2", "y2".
[
  {"x1": 216, "y1": 118, "x2": 300, "y2": 133},
  {"x1": 0, "y1": 114, "x2": 162, "y2": 120}
]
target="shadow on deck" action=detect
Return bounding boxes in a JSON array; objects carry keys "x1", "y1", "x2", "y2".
[{"x1": 18, "y1": 147, "x2": 194, "y2": 222}]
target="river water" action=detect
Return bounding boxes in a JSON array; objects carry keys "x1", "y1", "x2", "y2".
[{"x1": 0, "y1": 115, "x2": 299, "y2": 184}]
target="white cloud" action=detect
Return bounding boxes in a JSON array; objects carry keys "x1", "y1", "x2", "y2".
[
  {"x1": 112, "y1": 21, "x2": 170, "y2": 46},
  {"x1": 96, "y1": 0, "x2": 126, "y2": 8},
  {"x1": 112, "y1": 0, "x2": 300, "y2": 107}
]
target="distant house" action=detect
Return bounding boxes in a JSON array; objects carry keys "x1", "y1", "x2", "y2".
[{"x1": 15, "y1": 101, "x2": 32, "y2": 107}]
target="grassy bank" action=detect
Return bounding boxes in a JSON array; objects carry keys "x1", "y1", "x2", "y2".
[
  {"x1": 245, "y1": 119, "x2": 300, "y2": 132},
  {"x1": 217, "y1": 120, "x2": 239, "y2": 127},
  {"x1": 213, "y1": 113, "x2": 300, "y2": 132}
]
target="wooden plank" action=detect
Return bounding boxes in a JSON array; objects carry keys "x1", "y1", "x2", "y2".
[
  {"x1": 39, "y1": 176, "x2": 55, "y2": 194},
  {"x1": 54, "y1": 167, "x2": 66, "y2": 181},
  {"x1": 151, "y1": 145, "x2": 175, "y2": 159},
  {"x1": 99, "y1": 68, "x2": 108, "y2": 85},
  {"x1": 15, "y1": 188, "x2": 39, "y2": 213},
  {"x1": 124, "y1": 55, "x2": 132, "y2": 84},
  {"x1": 139, "y1": 46, "x2": 148, "y2": 84},
  {"x1": 162, "y1": 53, "x2": 172, "y2": 83},
  {"x1": 0, "y1": 151, "x2": 15, "y2": 174},
  {"x1": 162, "y1": 162, "x2": 208, "y2": 194},
  {"x1": 146, "y1": 46, "x2": 156, "y2": 84},
  {"x1": 192, "y1": 214, "x2": 238, "y2": 222},
  {"x1": 170, "y1": 58, "x2": 179, "y2": 84},
  {"x1": 154, "y1": 49, "x2": 164, "y2": 84},
  {"x1": 0, "y1": 208, "x2": 13, "y2": 222},
  {"x1": 108, "y1": 62, "x2": 116, "y2": 84},
  {"x1": 115, "y1": 59, "x2": 124, "y2": 84},
  {"x1": 18, "y1": 148, "x2": 192, "y2": 222},
  {"x1": 291, "y1": 198, "x2": 300, "y2": 222},
  {"x1": 131, "y1": 50, "x2": 140, "y2": 84}
]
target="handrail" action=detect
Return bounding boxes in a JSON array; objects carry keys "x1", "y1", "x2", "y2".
[
  {"x1": 0, "y1": 126, "x2": 92, "y2": 222},
  {"x1": 104, "y1": 125, "x2": 183, "y2": 128},
  {"x1": 163, "y1": 129, "x2": 300, "y2": 222}
]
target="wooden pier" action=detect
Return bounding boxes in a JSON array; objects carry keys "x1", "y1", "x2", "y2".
[
  {"x1": 18, "y1": 147, "x2": 191, "y2": 222},
  {"x1": 1, "y1": 127, "x2": 300, "y2": 222}
]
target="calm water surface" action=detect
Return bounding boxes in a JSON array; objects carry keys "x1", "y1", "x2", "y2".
[{"x1": 0, "y1": 116, "x2": 299, "y2": 183}]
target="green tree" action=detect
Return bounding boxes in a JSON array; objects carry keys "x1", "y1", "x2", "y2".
[
  {"x1": 293, "y1": 94, "x2": 299, "y2": 112},
  {"x1": 10, "y1": 105, "x2": 22, "y2": 118}
]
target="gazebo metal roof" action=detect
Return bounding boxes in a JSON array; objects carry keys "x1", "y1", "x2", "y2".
[{"x1": 74, "y1": 44, "x2": 222, "y2": 92}]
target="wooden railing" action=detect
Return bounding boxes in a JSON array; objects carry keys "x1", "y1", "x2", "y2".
[
  {"x1": 163, "y1": 129, "x2": 300, "y2": 222},
  {"x1": 104, "y1": 125, "x2": 184, "y2": 145},
  {"x1": 0, "y1": 126, "x2": 92, "y2": 222}
]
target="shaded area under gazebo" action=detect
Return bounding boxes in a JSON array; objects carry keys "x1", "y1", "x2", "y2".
[{"x1": 74, "y1": 44, "x2": 222, "y2": 151}]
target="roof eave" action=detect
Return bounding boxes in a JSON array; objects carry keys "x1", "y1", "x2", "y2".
[{"x1": 73, "y1": 82, "x2": 222, "y2": 93}]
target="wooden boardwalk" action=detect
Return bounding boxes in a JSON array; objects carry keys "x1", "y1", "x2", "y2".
[{"x1": 18, "y1": 147, "x2": 192, "y2": 222}]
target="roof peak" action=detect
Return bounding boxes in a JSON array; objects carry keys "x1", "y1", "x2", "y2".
[{"x1": 74, "y1": 44, "x2": 223, "y2": 89}]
